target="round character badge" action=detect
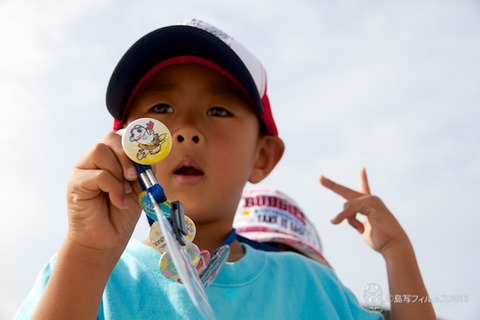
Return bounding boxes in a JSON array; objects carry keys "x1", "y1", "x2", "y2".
[
  {"x1": 122, "y1": 118, "x2": 172, "y2": 165},
  {"x1": 149, "y1": 216, "x2": 197, "y2": 253},
  {"x1": 159, "y1": 243, "x2": 202, "y2": 280}
]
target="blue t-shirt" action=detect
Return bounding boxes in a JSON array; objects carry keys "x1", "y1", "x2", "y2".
[{"x1": 15, "y1": 239, "x2": 382, "y2": 319}]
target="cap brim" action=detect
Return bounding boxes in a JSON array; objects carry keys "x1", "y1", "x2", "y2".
[{"x1": 106, "y1": 25, "x2": 262, "y2": 122}]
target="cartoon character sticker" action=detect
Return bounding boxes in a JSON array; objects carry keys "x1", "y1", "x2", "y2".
[{"x1": 122, "y1": 118, "x2": 172, "y2": 165}]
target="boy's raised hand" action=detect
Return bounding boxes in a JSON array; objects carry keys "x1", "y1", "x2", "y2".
[
  {"x1": 320, "y1": 168, "x2": 409, "y2": 256},
  {"x1": 30, "y1": 131, "x2": 144, "y2": 319},
  {"x1": 321, "y1": 168, "x2": 436, "y2": 319},
  {"x1": 66, "y1": 131, "x2": 142, "y2": 251}
]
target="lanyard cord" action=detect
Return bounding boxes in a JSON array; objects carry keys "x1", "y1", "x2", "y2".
[{"x1": 222, "y1": 228, "x2": 237, "y2": 246}]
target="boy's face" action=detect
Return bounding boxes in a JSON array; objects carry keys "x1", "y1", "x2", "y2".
[{"x1": 127, "y1": 63, "x2": 267, "y2": 226}]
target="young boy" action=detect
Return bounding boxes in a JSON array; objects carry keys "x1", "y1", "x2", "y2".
[{"x1": 16, "y1": 19, "x2": 434, "y2": 319}]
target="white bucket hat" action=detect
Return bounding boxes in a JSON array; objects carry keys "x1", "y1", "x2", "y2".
[{"x1": 234, "y1": 188, "x2": 331, "y2": 267}]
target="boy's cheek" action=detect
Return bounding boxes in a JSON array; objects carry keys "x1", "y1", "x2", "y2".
[{"x1": 153, "y1": 163, "x2": 170, "y2": 182}]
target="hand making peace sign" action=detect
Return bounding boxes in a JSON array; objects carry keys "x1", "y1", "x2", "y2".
[{"x1": 320, "y1": 168, "x2": 410, "y2": 256}]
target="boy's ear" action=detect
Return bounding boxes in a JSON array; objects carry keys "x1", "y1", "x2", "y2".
[{"x1": 249, "y1": 136, "x2": 285, "y2": 183}]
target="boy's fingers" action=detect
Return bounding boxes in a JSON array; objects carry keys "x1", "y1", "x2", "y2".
[
  {"x1": 319, "y1": 175, "x2": 363, "y2": 200},
  {"x1": 330, "y1": 211, "x2": 365, "y2": 233},
  {"x1": 78, "y1": 142, "x2": 120, "y2": 173},
  {"x1": 70, "y1": 168, "x2": 128, "y2": 209},
  {"x1": 78, "y1": 132, "x2": 137, "y2": 182},
  {"x1": 114, "y1": 129, "x2": 138, "y2": 179},
  {"x1": 330, "y1": 196, "x2": 372, "y2": 223},
  {"x1": 348, "y1": 217, "x2": 365, "y2": 234},
  {"x1": 359, "y1": 167, "x2": 371, "y2": 195}
]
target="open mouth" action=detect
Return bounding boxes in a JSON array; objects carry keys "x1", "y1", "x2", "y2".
[{"x1": 174, "y1": 166, "x2": 204, "y2": 176}]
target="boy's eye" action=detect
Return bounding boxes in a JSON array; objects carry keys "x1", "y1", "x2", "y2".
[
  {"x1": 150, "y1": 103, "x2": 173, "y2": 114},
  {"x1": 207, "y1": 106, "x2": 231, "y2": 117}
]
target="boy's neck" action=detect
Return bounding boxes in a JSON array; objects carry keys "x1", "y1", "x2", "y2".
[{"x1": 194, "y1": 223, "x2": 245, "y2": 262}]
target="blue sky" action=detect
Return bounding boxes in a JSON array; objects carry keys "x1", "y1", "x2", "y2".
[{"x1": 1, "y1": 0, "x2": 479, "y2": 319}]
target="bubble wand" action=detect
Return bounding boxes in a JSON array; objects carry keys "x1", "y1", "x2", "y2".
[{"x1": 122, "y1": 118, "x2": 216, "y2": 320}]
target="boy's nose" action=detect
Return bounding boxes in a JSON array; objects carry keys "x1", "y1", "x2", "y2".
[{"x1": 176, "y1": 134, "x2": 200, "y2": 144}]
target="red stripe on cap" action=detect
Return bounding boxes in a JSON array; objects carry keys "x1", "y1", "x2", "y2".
[{"x1": 259, "y1": 93, "x2": 278, "y2": 137}]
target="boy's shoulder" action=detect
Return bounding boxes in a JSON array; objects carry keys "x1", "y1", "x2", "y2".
[{"x1": 211, "y1": 244, "x2": 382, "y2": 319}]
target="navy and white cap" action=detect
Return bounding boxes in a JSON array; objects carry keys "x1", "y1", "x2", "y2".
[{"x1": 106, "y1": 19, "x2": 278, "y2": 136}]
